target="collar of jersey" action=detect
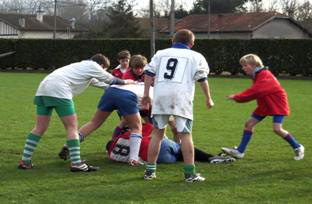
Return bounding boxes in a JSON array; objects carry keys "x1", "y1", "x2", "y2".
[
  {"x1": 252, "y1": 66, "x2": 268, "y2": 78},
  {"x1": 171, "y1": 43, "x2": 190, "y2": 49}
]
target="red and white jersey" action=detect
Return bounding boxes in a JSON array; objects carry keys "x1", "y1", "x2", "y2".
[
  {"x1": 107, "y1": 123, "x2": 153, "y2": 162},
  {"x1": 144, "y1": 46, "x2": 209, "y2": 120}
]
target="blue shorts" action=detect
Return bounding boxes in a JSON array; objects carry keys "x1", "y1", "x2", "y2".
[
  {"x1": 157, "y1": 138, "x2": 181, "y2": 164},
  {"x1": 97, "y1": 87, "x2": 139, "y2": 116},
  {"x1": 251, "y1": 113, "x2": 285, "y2": 124}
]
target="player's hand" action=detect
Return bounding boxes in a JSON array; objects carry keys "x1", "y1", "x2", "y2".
[
  {"x1": 206, "y1": 98, "x2": 214, "y2": 109},
  {"x1": 129, "y1": 159, "x2": 144, "y2": 166},
  {"x1": 141, "y1": 96, "x2": 151, "y2": 110},
  {"x1": 227, "y1": 94, "x2": 235, "y2": 101},
  {"x1": 124, "y1": 79, "x2": 136, "y2": 85}
]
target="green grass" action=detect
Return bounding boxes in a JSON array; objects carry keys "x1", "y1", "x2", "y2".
[{"x1": 0, "y1": 72, "x2": 311, "y2": 204}]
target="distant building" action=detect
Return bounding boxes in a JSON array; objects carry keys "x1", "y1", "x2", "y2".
[
  {"x1": 160, "y1": 12, "x2": 312, "y2": 39},
  {"x1": 0, "y1": 13, "x2": 87, "y2": 39},
  {"x1": 136, "y1": 17, "x2": 171, "y2": 38}
]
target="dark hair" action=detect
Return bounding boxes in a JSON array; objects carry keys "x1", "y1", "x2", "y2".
[
  {"x1": 91, "y1": 54, "x2": 110, "y2": 68},
  {"x1": 172, "y1": 29, "x2": 194, "y2": 45},
  {"x1": 117, "y1": 50, "x2": 131, "y2": 60}
]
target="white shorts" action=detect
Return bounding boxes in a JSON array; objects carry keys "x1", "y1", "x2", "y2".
[{"x1": 152, "y1": 115, "x2": 193, "y2": 133}]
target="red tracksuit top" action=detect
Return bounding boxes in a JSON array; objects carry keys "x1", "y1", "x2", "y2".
[
  {"x1": 112, "y1": 67, "x2": 130, "y2": 79},
  {"x1": 233, "y1": 69, "x2": 290, "y2": 116},
  {"x1": 122, "y1": 69, "x2": 144, "y2": 82}
]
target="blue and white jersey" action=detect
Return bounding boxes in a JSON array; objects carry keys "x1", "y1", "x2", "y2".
[{"x1": 144, "y1": 44, "x2": 209, "y2": 120}]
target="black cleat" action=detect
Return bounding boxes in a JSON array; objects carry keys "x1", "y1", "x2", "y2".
[{"x1": 59, "y1": 146, "x2": 69, "y2": 160}]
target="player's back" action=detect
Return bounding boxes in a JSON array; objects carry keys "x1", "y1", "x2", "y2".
[{"x1": 148, "y1": 47, "x2": 209, "y2": 119}]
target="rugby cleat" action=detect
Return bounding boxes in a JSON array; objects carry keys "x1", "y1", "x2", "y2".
[
  {"x1": 294, "y1": 144, "x2": 304, "y2": 160},
  {"x1": 143, "y1": 170, "x2": 156, "y2": 180},
  {"x1": 70, "y1": 162, "x2": 99, "y2": 172},
  {"x1": 209, "y1": 156, "x2": 236, "y2": 164},
  {"x1": 18, "y1": 160, "x2": 33, "y2": 169},
  {"x1": 58, "y1": 146, "x2": 69, "y2": 160},
  {"x1": 185, "y1": 173, "x2": 205, "y2": 183},
  {"x1": 221, "y1": 147, "x2": 245, "y2": 159}
]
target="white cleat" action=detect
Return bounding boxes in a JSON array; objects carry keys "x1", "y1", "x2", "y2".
[
  {"x1": 221, "y1": 147, "x2": 245, "y2": 159},
  {"x1": 294, "y1": 144, "x2": 304, "y2": 160}
]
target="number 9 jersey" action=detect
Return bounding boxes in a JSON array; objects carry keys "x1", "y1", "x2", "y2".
[{"x1": 144, "y1": 45, "x2": 210, "y2": 120}]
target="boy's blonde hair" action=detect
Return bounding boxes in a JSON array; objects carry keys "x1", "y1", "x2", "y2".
[
  {"x1": 130, "y1": 55, "x2": 147, "y2": 68},
  {"x1": 239, "y1": 54, "x2": 263, "y2": 67}
]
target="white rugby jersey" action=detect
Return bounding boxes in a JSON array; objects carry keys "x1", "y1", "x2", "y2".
[
  {"x1": 112, "y1": 83, "x2": 153, "y2": 109},
  {"x1": 36, "y1": 60, "x2": 114, "y2": 99},
  {"x1": 144, "y1": 44, "x2": 209, "y2": 120}
]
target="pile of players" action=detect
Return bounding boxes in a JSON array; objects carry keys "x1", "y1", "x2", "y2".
[{"x1": 17, "y1": 29, "x2": 304, "y2": 183}]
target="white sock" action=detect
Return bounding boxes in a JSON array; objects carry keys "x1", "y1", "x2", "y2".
[{"x1": 129, "y1": 133, "x2": 142, "y2": 161}]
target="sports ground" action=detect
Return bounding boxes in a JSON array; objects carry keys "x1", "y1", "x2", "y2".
[{"x1": 0, "y1": 72, "x2": 311, "y2": 203}]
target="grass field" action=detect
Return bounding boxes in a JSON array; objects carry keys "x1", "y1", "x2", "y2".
[{"x1": 0, "y1": 72, "x2": 311, "y2": 204}]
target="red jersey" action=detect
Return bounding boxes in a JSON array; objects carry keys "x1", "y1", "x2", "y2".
[
  {"x1": 122, "y1": 69, "x2": 144, "y2": 82},
  {"x1": 108, "y1": 123, "x2": 153, "y2": 162},
  {"x1": 233, "y1": 69, "x2": 289, "y2": 116},
  {"x1": 112, "y1": 66, "x2": 129, "y2": 79}
]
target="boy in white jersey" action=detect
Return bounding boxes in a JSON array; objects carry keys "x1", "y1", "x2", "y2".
[
  {"x1": 141, "y1": 29, "x2": 214, "y2": 182},
  {"x1": 18, "y1": 54, "x2": 133, "y2": 172}
]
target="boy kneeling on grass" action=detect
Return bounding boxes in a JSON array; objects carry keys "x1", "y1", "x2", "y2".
[{"x1": 222, "y1": 54, "x2": 304, "y2": 161}]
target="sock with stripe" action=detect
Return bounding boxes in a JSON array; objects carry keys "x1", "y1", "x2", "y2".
[
  {"x1": 184, "y1": 164, "x2": 196, "y2": 176},
  {"x1": 146, "y1": 163, "x2": 156, "y2": 173},
  {"x1": 283, "y1": 134, "x2": 300, "y2": 149},
  {"x1": 129, "y1": 133, "x2": 142, "y2": 161},
  {"x1": 237, "y1": 130, "x2": 253, "y2": 153},
  {"x1": 22, "y1": 133, "x2": 41, "y2": 164},
  {"x1": 67, "y1": 139, "x2": 82, "y2": 165}
]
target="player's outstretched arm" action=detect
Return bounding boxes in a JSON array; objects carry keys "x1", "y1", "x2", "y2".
[
  {"x1": 141, "y1": 75, "x2": 153, "y2": 110},
  {"x1": 199, "y1": 80, "x2": 214, "y2": 109}
]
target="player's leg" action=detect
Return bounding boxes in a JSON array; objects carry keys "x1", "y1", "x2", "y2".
[
  {"x1": 222, "y1": 113, "x2": 263, "y2": 159},
  {"x1": 144, "y1": 115, "x2": 168, "y2": 180},
  {"x1": 58, "y1": 108, "x2": 111, "y2": 160},
  {"x1": 18, "y1": 102, "x2": 52, "y2": 169},
  {"x1": 157, "y1": 138, "x2": 180, "y2": 164},
  {"x1": 272, "y1": 116, "x2": 304, "y2": 160},
  {"x1": 123, "y1": 113, "x2": 143, "y2": 165},
  {"x1": 79, "y1": 109, "x2": 112, "y2": 139},
  {"x1": 57, "y1": 102, "x2": 98, "y2": 172},
  {"x1": 175, "y1": 116, "x2": 205, "y2": 182}
]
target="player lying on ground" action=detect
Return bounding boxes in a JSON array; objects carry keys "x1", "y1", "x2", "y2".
[
  {"x1": 59, "y1": 82, "x2": 153, "y2": 166},
  {"x1": 222, "y1": 53, "x2": 304, "y2": 160},
  {"x1": 106, "y1": 123, "x2": 235, "y2": 164},
  {"x1": 18, "y1": 54, "x2": 133, "y2": 172}
]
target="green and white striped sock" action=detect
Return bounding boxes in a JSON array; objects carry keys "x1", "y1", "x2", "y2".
[
  {"x1": 67, "y1": 139, "x2": 81, "y2": 165},
  {"x1": 146, "y1": 163, "x2": 156, "y2": 173},
  {"x1": 22, "y1": 133, "x2": 41, "y2": 164}
]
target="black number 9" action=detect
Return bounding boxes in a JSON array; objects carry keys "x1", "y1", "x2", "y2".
[{"x1": 164, "y1": 58, "x2": 178, "y2": 79}]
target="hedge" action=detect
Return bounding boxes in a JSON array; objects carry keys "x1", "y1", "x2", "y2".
[{"x1": 1, "y1": 38, "x2": 312, "y2": 76}]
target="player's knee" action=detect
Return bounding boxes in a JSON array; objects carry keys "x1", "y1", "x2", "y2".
[
  {"x1": 244, "y1": 122, "x2": 253, "y2": 130},
  {"x1": 273, "y1": 126, "x2": 283, "y2": 135}
]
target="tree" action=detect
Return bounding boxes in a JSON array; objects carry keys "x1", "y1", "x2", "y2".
[
  {"x1": 106, "y1": 0, "x2": 143, "y2": 38},
  {"x1": 190, "y1": 0, "x2": 250, "y2": 14},
  {"x1": 280, "y1": 0, "x2": 298, "y2": 18},
  {"x1": 296, "y1": 1, "x2": 312, "y2": 21},
  {"x1": 175, "y1": 5, "x2": 189, "y2": 19}
]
